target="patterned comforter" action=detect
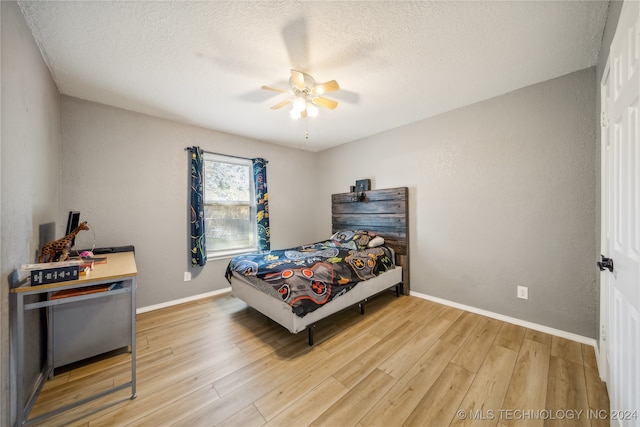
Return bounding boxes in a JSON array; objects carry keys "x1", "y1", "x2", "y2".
[{"x1": 225, "y1": 231, "x2": 396, "y2": 317}]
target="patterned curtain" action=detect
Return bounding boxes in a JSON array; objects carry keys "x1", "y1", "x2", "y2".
[
  {"x1": 253, "y1": 158, "x2": 270, "y2": 251},
  {"x1": 190, "y1": 146, "x2": 207, "y2": 266}
]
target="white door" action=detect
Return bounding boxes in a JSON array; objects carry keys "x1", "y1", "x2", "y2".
[
  {"x1": 600, "y1": 63, "x2": 610, "y2": 384},
  {"x1": 605, "y1": 1, "x2": 640, "y2": 425}
]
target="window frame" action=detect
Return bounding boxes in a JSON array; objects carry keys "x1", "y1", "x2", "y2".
[{"x1": 202, "y1": 153, "x2": 258, "y2": 259}]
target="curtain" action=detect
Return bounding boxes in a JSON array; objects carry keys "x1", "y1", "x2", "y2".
[
  {"x1": 190, "y1": 146, "x2": 207, "y2": 266},
  {"x1": 253, "y1": 158, "x2": 270, "y2": 251}
]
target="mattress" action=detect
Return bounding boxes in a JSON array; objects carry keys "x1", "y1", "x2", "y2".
[{"x1": 230, "y1": 266, "x2": 403, "y2": 334}]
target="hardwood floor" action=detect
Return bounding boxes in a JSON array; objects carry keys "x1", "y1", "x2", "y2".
[{"x1": 29, "y1": 292, "x2": 609, "y2": 427}]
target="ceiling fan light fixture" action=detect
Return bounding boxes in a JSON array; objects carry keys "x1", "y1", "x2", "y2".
[
  {"x1": 289, "y1": 98, "x2": 318, "y2": 119},
  {"x1": 306, "y1": 102, "x2": 318, "y2": 117},
  {"x1": 292, "y1": 97, "x2": 307, "y2": 113}
]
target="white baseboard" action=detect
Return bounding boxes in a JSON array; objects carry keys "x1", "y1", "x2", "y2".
[
  {"x1": 136, "y1": 287, "x2": 231, "y2": 314},
  {"x1": 411, "y1": 291, "x2": 598, "y2": 350}
]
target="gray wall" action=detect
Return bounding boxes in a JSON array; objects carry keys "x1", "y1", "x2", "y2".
[
  {"x1": 317, "y1": 68, "x2": 598, "y2": 339},
  {"x1": 60, "y1": 96, "x2": 320, "y2": 308},
  {"x1": 1, "y1": 2, "x2": 62, "y2": 425}
]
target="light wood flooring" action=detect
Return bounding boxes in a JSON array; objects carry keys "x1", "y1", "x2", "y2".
[{"x1": 29, "y1": 291, "x2": 609, "y2": 427}]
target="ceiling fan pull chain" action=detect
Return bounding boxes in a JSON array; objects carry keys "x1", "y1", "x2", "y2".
[{"x1": 305, "y1": 117, "x2": 309, "y2": 139}]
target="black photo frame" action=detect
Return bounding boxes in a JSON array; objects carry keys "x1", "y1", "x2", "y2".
[{"x1": 355, "y1": 179, "x2": 370, "y2": 192}]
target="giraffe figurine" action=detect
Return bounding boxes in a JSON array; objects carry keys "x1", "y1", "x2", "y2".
[{"x1": 39, "y1": 221, "x2": 90, "y2": 263}]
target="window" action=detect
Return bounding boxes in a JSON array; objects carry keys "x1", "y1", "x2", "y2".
[{"x1": 203, "y1": 153, "x2": 257, "y2": 257}]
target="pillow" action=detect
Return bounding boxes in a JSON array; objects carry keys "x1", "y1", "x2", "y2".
[
  {"x1": 330, "y1": 230, "x2": 378, "y2": 250},
  {"x1": 367, "y1": 236, "x2": 385, "y2": 248}
]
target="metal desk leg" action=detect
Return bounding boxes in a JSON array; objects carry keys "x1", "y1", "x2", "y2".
[
  {"x1": 47, "y1": 305, "x2": 53, "y2": 379},
  {"x1": 130, "y1": 278, "x2": 137, "y2": 399},
  {"x1": 16, "y1": 293, "x2": 25, "y2": 426}
]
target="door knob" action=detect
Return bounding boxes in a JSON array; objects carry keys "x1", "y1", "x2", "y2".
[{"x1": 597, "y1": 255, "x2": 614, "y2": 273}]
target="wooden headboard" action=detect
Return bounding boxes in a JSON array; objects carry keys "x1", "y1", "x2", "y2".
[{"x1": 331, "y1": 187, "x2": 410, "y2": 295}]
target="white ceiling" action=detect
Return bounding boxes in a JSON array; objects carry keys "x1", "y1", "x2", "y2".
[{"x1": 18, "y1": 1, "x2": 609, "y2": 152}]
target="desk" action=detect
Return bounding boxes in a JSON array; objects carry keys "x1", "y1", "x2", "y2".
[{"x1": 11, "y1": 252, "x2": 137, "y2": 426}]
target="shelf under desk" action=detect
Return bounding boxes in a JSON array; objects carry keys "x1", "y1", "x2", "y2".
[{"x1": 11, "y1": 251, "x2": 137, "y2": 426}]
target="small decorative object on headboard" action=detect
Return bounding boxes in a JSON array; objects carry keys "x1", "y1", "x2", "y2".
[
  {"x1": 353, "y1": 179, "x2": 370, "y2": 202},
  {"x1": 352, "y1": 191, "x2": 366, "y2": 202}
]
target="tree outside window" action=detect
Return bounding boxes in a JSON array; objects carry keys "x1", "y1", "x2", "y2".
[{"x1": 203, "y1": 154, "x2": 257, "y2": 256}]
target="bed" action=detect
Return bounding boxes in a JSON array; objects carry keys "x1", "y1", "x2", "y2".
[{"x1": 226, "y1": 187, "x2": 410, "y2": 345}]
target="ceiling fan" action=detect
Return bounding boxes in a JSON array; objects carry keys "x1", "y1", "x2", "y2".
[{"x1": 261, "y1": 69, "x2": 340, "y2": 119}]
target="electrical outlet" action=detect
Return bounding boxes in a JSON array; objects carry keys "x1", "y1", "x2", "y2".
[
  {"x1": 517, "y1": 286, "x2": 528, "y2": 300},
  {"x1": 184, "y1": 272, "x2": 191, "y2": 281}
]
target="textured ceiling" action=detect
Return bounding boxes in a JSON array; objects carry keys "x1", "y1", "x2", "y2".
[{"x1": 18, "y1": 1, "x2": 609, "y2": 152}]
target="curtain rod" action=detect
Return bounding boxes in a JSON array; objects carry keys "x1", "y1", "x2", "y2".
[{"x1": 185, "y1": 147, "x2": 268, "y2": 163}]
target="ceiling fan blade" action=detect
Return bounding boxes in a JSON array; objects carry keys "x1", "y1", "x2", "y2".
[
  {"x1": 313, "y1": 80, "x2": 340, "y2": 95},
  {"x1": 290, "y1": 69, "x2": 306, "y2": 90},
  {"x1": 271, "y1": 98, "x2": 293, "y2": 110},
  {"x1": 282, "y1": 18, "x2": 309, "y2": 69},
  {"x1": 312, "y1": 96, "x2": 338, "y2": 110},
  {"x1": 261, "y1": 85, "x2": 289, "y2": 94}
]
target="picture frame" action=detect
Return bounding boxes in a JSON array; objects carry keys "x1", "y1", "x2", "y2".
[{"x1": 355, "y1": 179, "x2": 370, "y2": 192}]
